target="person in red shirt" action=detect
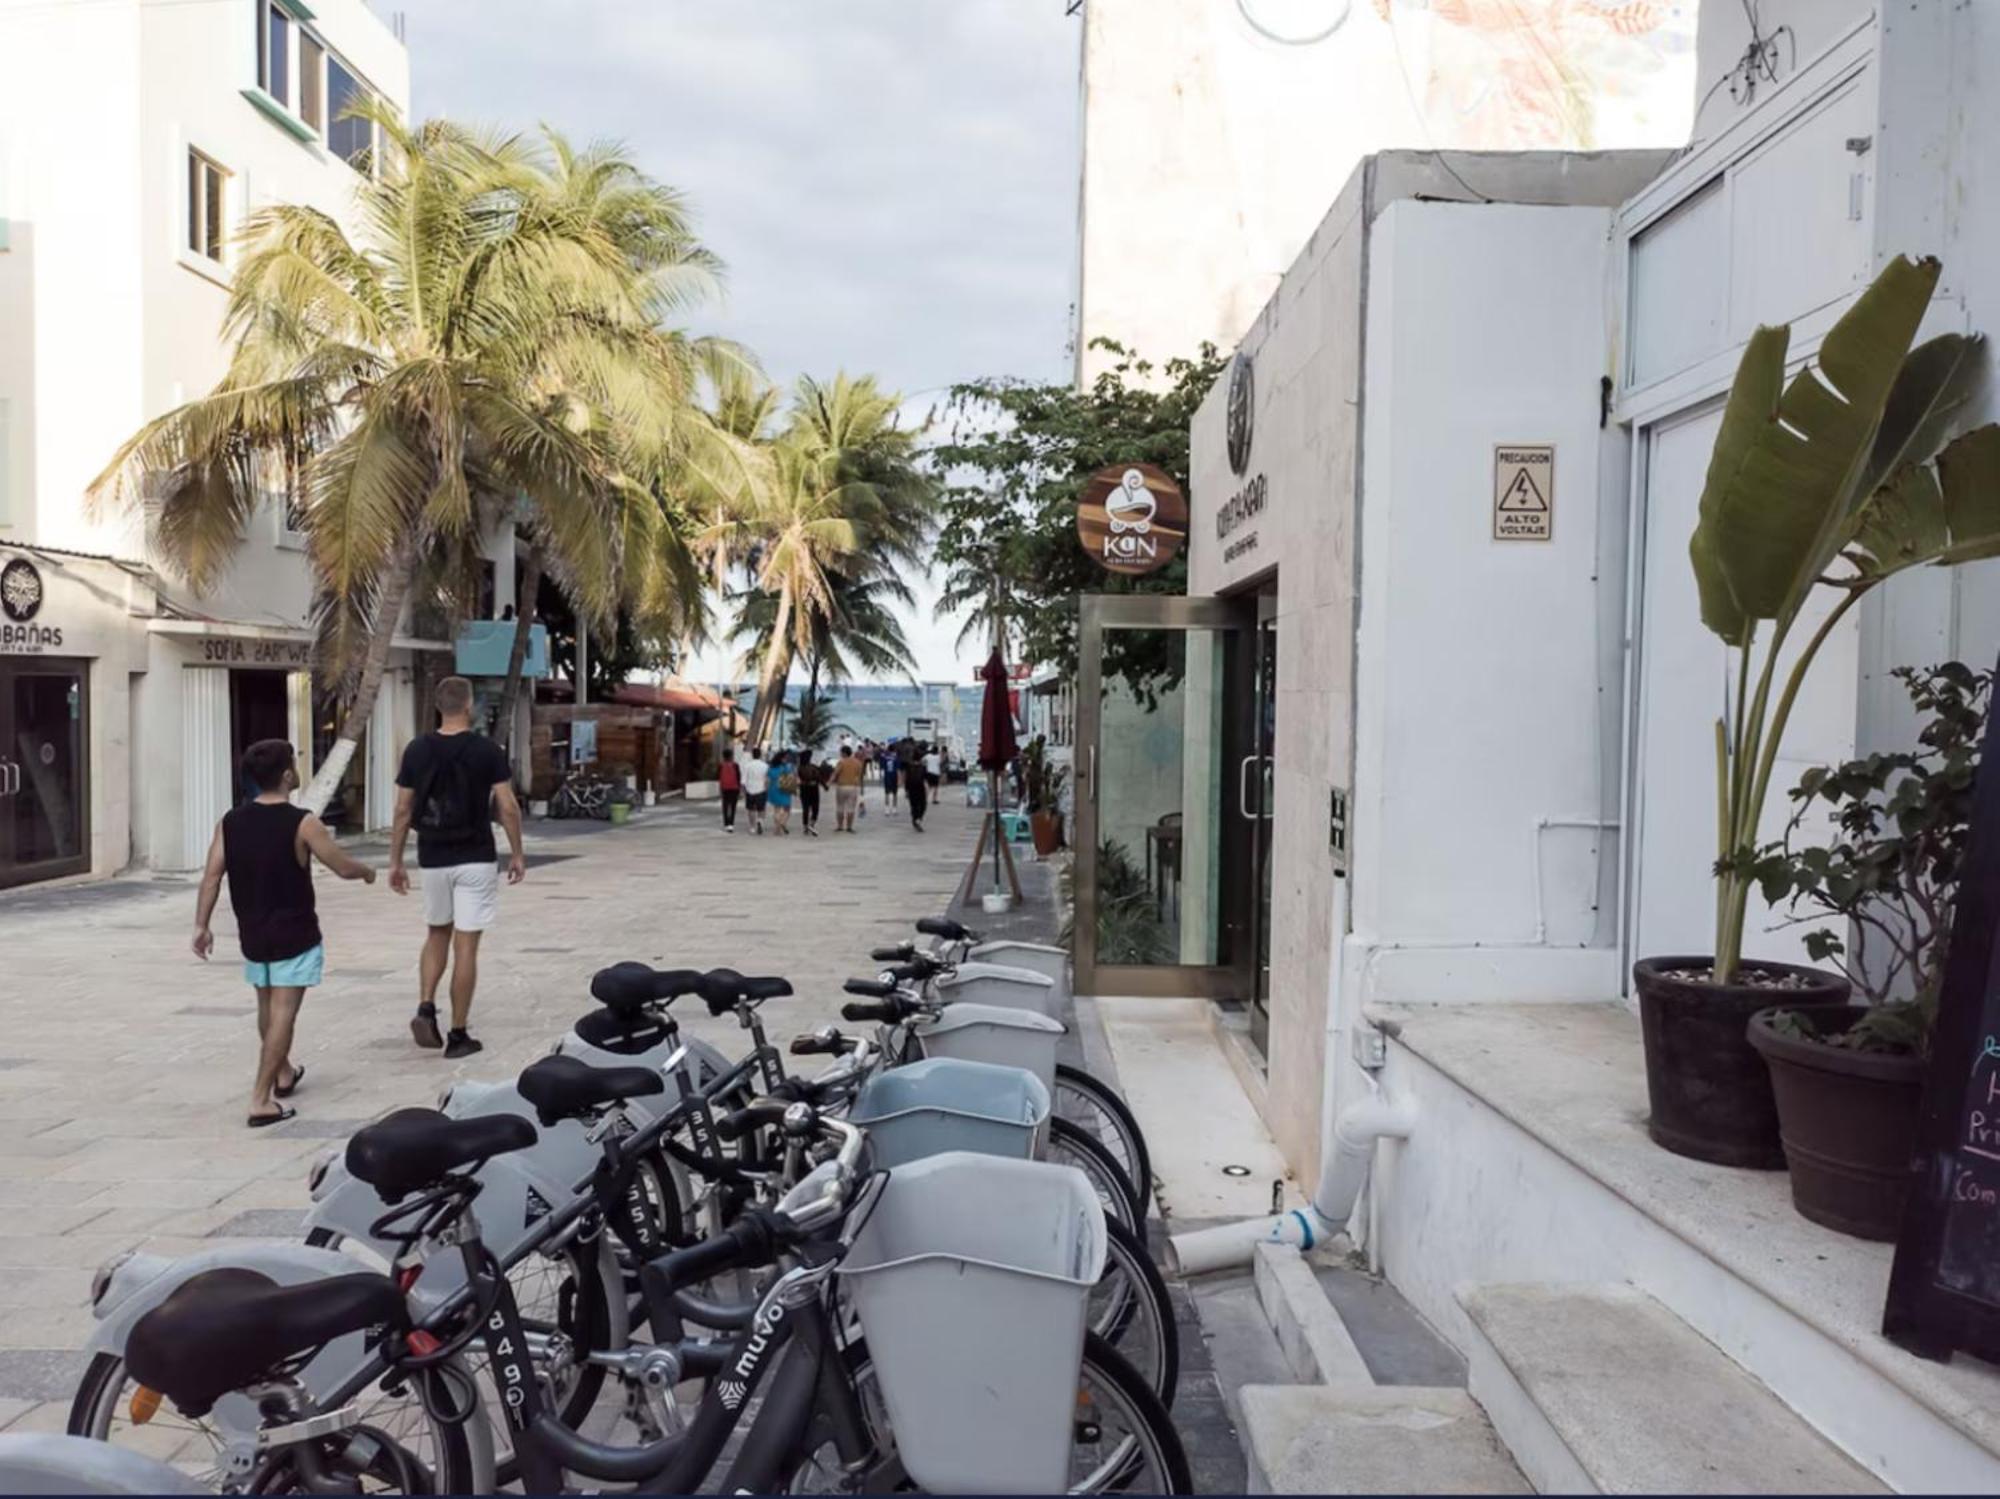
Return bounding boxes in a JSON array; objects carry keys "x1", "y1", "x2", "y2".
[{"x1": 718, "y1": 746, "x2": 744, "y2": 833}]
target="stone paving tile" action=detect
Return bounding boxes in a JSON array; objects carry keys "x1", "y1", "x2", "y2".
[
  {"x1": 0, "y1": 1353, "x2": 88, "y2": 1404},
  {"x1": 208, "y1": 1208, "x2": 308, "y2": 1237}
]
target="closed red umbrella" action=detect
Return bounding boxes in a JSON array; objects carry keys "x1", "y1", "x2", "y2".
[{"x1": 977, "y1": 648, "x2": 1018, "y2": 771}]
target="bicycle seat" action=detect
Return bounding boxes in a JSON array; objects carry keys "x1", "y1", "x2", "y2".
[
  {"x1": 696, "y1": 968, "x2": 793, "y2": 1015},
  {"x1": 916, "y1": 916, "x2": 973, "y2": 942},
  {"x1": 573, "y1": 1004, "x2": 672, "y2": 1054},
  {"x1": 518, "y1": 1055, "x2": 665, "y2": 1125},
  {"x1": 345, "y1": 1108, "x2": 537, "y2": 1202},
  {"x1": 590, "y1": 962, "x2": 706, "y2": 1017},
  {"x1": 126, "y1": 1268, "x2": 404, "y2": 1419}
]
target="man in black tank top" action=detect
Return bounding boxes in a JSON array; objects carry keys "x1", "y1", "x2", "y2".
[{"x1": 193, "y1": 739, "x2": 376, "y2": 1127}]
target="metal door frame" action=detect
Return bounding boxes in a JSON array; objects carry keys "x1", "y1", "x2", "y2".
[
  {"x1": 1074, "y1": 593, "x2": 1256, "y2": 999},
  {"x1": 1247, "y1": 589, "x2": 1279, "y2": 1050},
  {"x1": 0, "y1": 656, "x2": 92, "y2": 889}
]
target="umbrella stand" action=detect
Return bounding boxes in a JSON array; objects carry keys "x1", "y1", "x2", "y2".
[
  {"x1": 955, "y1": 768, "x2": 1022, "y2": 909},
  {"x1": 958, "y1": 621, "x2": 1023, "y2": 910}
]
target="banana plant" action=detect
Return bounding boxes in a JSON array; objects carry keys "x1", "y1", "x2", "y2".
[{"x1": 1693, "y1": 254, "x2": 2000, "y2": 982}]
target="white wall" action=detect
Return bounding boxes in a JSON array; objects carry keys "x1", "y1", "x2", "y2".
[
  {"x1": 1351, "y1": 201, "x2": 1625, "y2": 1005},
  {"x1": 1077, "y1": 0, "x2": 1694, "y2": 380}
]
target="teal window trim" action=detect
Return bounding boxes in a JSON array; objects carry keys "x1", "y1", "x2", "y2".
[
  {"x1": 241, "y1": 86, "x2": 318, "y2": 144},
  {"x1": 273, "y1": 0, "x2": 317, "y2": 18}
]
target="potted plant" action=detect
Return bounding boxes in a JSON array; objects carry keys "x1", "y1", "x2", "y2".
[
  {"x1": 1744, "y1": 664, "x2": 1989, "y2": 1237},
  {"x1": 1023, "y1": 736, "x2": 1069, "y2": 855},
  {"x1": 1636, "y1": 254, "x2": 2000, "y2": 1167}
]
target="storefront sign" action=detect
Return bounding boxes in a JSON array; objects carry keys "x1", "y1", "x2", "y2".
[
  {"x1": 1215, "y1": 352, "x2": 1269, "y2": 566},
  {"x1": 196, "y1": 636, "x2": 316, "y2": 667},
  {"x1": 1493, "y1": 445, "x2": 1554, "y2": 540},
  {"x1": 1078, "y1": 462, "x2": 1188, "y2": 576},
  {"x1": 0, "y1": 556, "x2": 62, "y2": 653},
  {"x1": 1885, "y1": 646, "x2": 2000, "y2": 1364}
]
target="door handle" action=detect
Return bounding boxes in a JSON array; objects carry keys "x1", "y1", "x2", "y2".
[{"x1": 1239, "y1": 755, "x2": 1259, "y2": 820}]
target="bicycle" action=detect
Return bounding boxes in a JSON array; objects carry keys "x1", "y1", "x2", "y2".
[{"x1": 548, "y1": 765, "x2": 612, "y2": 820}]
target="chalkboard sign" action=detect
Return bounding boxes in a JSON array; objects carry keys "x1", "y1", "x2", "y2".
[{"x1": 1884, "y1": 649, "x2": 2000, "y2": 1363}]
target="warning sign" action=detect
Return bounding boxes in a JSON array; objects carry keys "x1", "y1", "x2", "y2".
[{"x1": 1493, "y1": 444, "x2": 1554, "y2": 541}]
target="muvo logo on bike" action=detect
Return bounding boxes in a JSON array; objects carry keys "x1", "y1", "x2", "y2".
[{"x1": 719, "y1": 1297, "x2": 786, "y2": 1408}]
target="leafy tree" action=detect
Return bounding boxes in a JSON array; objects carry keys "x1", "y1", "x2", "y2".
[
  {"x1": 92, "y1": 109, "x2": 729, "y2": 809},
  {"x1": 929, "y1": 340, "x2": 1227, "y2": 691},
  {"x1": 701, "y1": 374, "x2": 933, "y2": 744}
]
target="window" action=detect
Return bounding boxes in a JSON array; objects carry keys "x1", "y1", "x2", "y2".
[
  {"x1": 260, "y1": 1, "x2": 291, "y2": 108},
  {"x1": 327, "y1": 57, "x2": 373, "y2": 169},
  {"x1": 299, "y1": 33, "x2": 324, "y2": 133},
  {"x1": 187, "y1": 150, "x2": 227, "y2": 262}
]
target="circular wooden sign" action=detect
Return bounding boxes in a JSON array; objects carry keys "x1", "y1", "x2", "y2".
[{"x1": 1077, "y1": 462, "x2": 1188, "y2": 576}]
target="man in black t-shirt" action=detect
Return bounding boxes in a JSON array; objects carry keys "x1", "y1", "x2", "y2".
[{"x1": 388, "y1": 676, "x2": 524, "y2": 1058}]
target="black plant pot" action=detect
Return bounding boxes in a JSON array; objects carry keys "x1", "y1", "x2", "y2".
[
  {"x1": 1633, "y1": 956, "x2": 1850, "y2": 1169},
  {"x1": 1748, "y1": 1006, "x2": 1925, "y2": 1240}
]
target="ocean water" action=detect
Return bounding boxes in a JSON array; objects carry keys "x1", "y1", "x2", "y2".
[{"x1": 717, "y1": 681, "x2": 970, "y2": 748}]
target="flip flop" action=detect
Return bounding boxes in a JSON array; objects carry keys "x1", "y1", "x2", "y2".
[
  {"x1": 275, "y1": 1064, "x2": 305, "y2": 1099},
  {"x1": 247, "y1": 1105, "x2": 297, "y2": 1129}
]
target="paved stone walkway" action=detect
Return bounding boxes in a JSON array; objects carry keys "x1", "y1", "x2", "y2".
[{"x1": 0, "y1": 783, "x2": 994, "y2": 1425}]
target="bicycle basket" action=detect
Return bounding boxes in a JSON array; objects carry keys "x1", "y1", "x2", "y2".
[
  {"x1": 935, "y1": 961, "x2": 1062, "y2": 1021},
  {"x1": 850, "y1": 1058, "x2": 1049, "y2": 1168},
  {"x1": 914, "y1": 1002, "x2": 1063, "y2": 1091},
  {"x1": 964, "y1": 941, "x2": 1072, "y2": 1014},
  {"x1": 841, "y1": 1152, "x2": 1106, "y2": 1493}
]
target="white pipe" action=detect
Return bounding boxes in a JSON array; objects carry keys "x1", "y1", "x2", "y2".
[{"x1": 1168, "y1": 1087, "x2": 1416, "y2": 1276}]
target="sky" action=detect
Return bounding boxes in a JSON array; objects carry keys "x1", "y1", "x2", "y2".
[{"x1": 399, "y1": 1, "x2": 1085, "y2": 687}]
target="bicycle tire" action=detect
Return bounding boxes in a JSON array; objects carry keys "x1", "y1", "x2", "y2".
[
  {"x1": 69, "y1": 1348, "x2": 479, "y2": 1496},
  {"x1": 1047, "y1": 1116, "x2": 1145, "y2": 1230},
  {"x1": 1055, "y1": 1063, "x2": 1154, "y2": 1208},
  {"x1": 784, "y1": 1331, "x2": 1191, "y2": 1494},
  {"x1": 1096, "y1": 1215, "x2": 1180, "y2": 1408}
]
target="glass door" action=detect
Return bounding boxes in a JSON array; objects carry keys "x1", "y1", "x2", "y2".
[
  {"x1": 1074, "y1": 595, "x2": 1257, "y2": 998},
  {"x1": 0, "y1": 659, "x2": 90, "y2": 888},
  {"x1": 1248, "y1": 593, "x2": 1278, "y2": 1052}
]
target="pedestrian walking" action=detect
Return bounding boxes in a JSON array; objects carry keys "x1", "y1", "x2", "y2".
[
  {"x1": 718, "y1": 747, "x2": 743, "y2": 832},
  {"x1": 768, "y1": 751, "x2": 797, "y2": 834},
  {"x1": 924, "y1": 744, "x2": 943, "y2": 801},
  {"x1": 742, "y1": 745, "x2": 771, "y2": 833},
  {"x1": 831, "y1": 743, "x2": 865, "y2": 832},
  {"x1": 388, "y1": 676, "x2": 524, "y2": 1060},
  {"x1": 192, "y1": 738, "x2": 376, "y2": 1127},
  {"x1": 797, "y1": 749, "x2": 823, "y2": 836},
  {"x1": 905, "y1": 740, "x2": 929, "y2": 832},
  {"x1": 880, "y1": 743, "x2": 900, "y2": 809}
]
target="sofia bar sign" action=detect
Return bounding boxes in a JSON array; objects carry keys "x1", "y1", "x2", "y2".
[{"x1": 1077, "y1": 463, "x2": 1188, "y2": 576}]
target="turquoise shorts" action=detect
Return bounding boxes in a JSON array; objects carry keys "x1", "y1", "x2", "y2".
[{"x1": 244, "y1": 944, "x2": 325, "y2": 989}]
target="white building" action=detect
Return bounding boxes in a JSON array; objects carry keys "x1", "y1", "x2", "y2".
[
  {"x1": 0, "y1": 0, "x2": 488, "y2": 888},
  {"x1": 1074, "y1": 0, "x2": 1697, "y2": 380},
  {"x1": 1076, "y1": 1, "x2": 2000, "y2": 1488}
]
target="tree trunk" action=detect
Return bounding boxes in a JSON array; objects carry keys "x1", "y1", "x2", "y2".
[
  {"x1": 496, "y1": 538, "x2": 542, "y2": 758},
  {"x1": 300, "y1": 547, "x2": 418, "y2": 817},
  {"x1": 746, "y1": 581, "x2": 795, "y2": 747}
]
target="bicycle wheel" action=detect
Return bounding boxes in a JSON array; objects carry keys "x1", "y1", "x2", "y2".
[
  {"x1": 1054, "y1": 1064, "x2": 1153, "y2": 1209},
  {"x1": 783, "y1": 1332, "x2": 1190, "y2": 1495},
  {"x1": 68, "y1": 1349, "x2": 478, "y2": 1495},
  {"x1": 1046, "y1": 1117, "x2": 1144, "y2": 1232},
  {"x1": 1093, "y1": 1216, "x2": 1180, "y2": 1408}
]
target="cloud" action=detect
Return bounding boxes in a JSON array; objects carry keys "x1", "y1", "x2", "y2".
[{"x1": 401, "y1": 0, "x2": 1079, "y2": 680}]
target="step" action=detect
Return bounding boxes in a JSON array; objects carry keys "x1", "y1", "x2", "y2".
[
  {"x1": 1241, "y1": 1384, "x2": 1530, "y2": 1495},
  {"x1": 1459, "y1": 1284, "x2": 1888, "y2": 1495},
  {"x1": 1254, "y1": 1241, "x2": 1369, "y2": 1384}
]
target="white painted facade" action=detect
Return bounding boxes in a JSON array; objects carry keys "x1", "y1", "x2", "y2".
[
  {"x1": 0, "y1": 0, "x2": 479, "y2": 879},
  {"x1": 1075, "y1": 0, "x2": 1697, "y2": 381},
  {"x1": 1172, "y1": 2, "x2": 2000, "y2": 1483}
]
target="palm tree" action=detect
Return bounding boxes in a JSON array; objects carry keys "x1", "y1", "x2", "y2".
[
  {"x1": 703, "y1": 373, "x2": 933, "y2": 744},
  {"x1": 92, "y1": 107, "x2": 726, "y2": 810}
]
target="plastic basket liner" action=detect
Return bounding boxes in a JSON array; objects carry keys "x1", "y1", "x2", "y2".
[
  {"x1": 842, "y1": 1152, "x2": 1107, "y2": 1493},
  {"x1": 916, "y1": 1001, "x2": 1063, "y2": 1091},
  {"x1": 851, "y1": 1057, "x2": 1050, "y2": 1168},
  {"x1": 936, "y1": 961, "x2": 1063, "y2": 1021}
]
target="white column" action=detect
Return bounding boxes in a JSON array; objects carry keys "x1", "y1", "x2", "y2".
[
  {"x1": 287, "y1": 669, "x2": 314, "y2": 786},
  {"x1": 180, "y1": 666, "x2": 230, "y2": 869}
]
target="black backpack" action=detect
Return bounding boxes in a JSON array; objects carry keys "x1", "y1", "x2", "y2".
[{"x1": 415, "y1": 736, "x2": 477, "y2": 837}]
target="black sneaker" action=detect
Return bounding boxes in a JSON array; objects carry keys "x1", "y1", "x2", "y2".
[
  {"x1": 444, "y1": 1029, "x2": 483, "y2": 1060},
  {"x1": 411, "y1": 1005, "x2": 443, "y2": 1049}
]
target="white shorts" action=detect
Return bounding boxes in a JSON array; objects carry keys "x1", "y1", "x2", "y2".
[{"x1": 421, "y1": 862, "x2": 501, "y2": 932}]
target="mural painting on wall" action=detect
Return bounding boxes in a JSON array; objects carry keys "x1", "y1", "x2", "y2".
[{"x1": 1371, "y1": 0, "x2": 1697, "y2": 150}]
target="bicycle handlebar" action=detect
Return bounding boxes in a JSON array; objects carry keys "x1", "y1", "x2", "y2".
[{"x1": 870, "y1": 944, "x2": 916, "y2": 963}]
